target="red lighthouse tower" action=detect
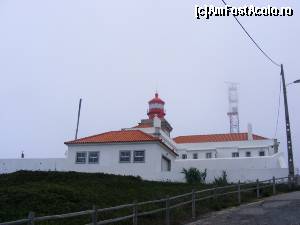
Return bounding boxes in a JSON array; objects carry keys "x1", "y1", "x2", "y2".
[
  {"x1": 135, "y1": 92, "x2": 173, "y2": 136},
  {"x1": 147, "y1": 93, "x2": 166, "y2": 119}
]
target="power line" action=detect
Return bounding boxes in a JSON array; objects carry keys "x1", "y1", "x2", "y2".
[
  {"x1": 274, "y1": 77, "x2": 282, "y2": 137},
  {"x1": 220, "y1": 0, "x2": 283, "y2": 137},
  {"x1": 220, "y1": 0, "x2": 281, "y2": 67}
]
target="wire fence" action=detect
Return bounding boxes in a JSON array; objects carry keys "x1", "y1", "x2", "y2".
[{"x1": 0, "y1": 176, "x2": 294, "y2": 225}]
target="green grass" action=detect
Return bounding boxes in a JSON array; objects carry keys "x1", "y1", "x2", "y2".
[{"x1": 0, "y1": 171, "x2": 296, "y2": 225}]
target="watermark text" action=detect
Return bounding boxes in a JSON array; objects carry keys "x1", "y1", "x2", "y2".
[{"x1": 195, "y1": 5, "x2": 294, "y2": 19}]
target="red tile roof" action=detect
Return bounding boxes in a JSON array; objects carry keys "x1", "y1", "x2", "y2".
[
  {"x1": 173, "y1": 133, "x2": 267, "y2": 144},
  {"x1": 65, "y1": 130, "x2": 178, "y2": 156},
  {"x1": 65, "y1": 130, "x2": 158, "y2": 145}
]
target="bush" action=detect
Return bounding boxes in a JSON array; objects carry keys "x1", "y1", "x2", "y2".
[
  {"x1": 181, "y1": 168, "x2": 207, "y2": 184},
  {"x1": 213, "y1": 170, "x2": 228, "y2": 186}
]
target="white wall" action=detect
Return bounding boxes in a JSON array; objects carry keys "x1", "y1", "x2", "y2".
[
  {"x1": 0, "y1": 142, "x2": 177, "y2": 181},
  {"x1": 169, "y1": 152, "x2": 288, "y2": 182},
  {"x1": 179, "y1": 149, "x2": 217, "y2": 159},
  {"x1": 0, "y1": 143, "x2": 288, "y2": 183},
  {"x1": 0, "y1": 158, "x2": 68, "y2": 173},
  {"x1": 176, "y1": 139, "x2": 277, "y2": 159},
  {"x1": 65, "y1": 142, "x2": 176, "y2": 180},
  {"x1": 238, "y1": 147, "x2": 269, "y2": 157},
  {"x1": 176, "y1": 139, "x2": 275, "y2": 150},
  {"x1": 174, "y1": 152, "x2": 285, "y2": 170},
  {"x1": 155, "y1": 168, "x2": 288, "y2": 183}
]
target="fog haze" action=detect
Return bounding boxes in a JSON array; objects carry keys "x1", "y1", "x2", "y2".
[{"x1": 0, "y1": 0, "x2": 299, "y2": 168}]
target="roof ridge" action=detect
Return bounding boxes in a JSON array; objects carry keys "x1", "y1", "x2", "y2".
[
  {"x1": 173, "y1": 133, "x2": 268, "y2": 144},
  {"x1": 174, "y1": 133, "x2": 249, "y2": 138},
  {"x1": 64, "y1": 129, "x2": 159, "y2": 145},
  {"x1": 65, "y1": 130, "x2": 119, "y2": 143},
  {"x1": 134, "y1": 129, "x2": 159, "y2": 140}
]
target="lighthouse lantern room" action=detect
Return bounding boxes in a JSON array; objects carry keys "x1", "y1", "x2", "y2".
[{"x1": 147, "y1": 93, "x2": 166, "y2": 119}]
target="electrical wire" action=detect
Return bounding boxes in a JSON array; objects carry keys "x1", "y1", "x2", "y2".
[
  {"x1": 220, "y1": 0, "x2": 282, "y2": 137},
  {"x1": 274, "y1": 77, "x2": 282, "y2": 137},
  {"x1": 220, "y1": 0, "x2": 281, "y2": 67}
]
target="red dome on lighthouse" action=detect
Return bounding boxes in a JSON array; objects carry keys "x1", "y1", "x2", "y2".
[{"x1": 147, "y1": 93, "x2": 166, "y2": 119}]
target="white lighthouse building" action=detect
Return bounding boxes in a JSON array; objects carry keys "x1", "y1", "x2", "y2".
[{"x1": 0, "y1": 93, "x2": 288, "y2": 182}]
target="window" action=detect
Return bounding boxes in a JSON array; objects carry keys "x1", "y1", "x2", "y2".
[
  {"x1": 246, "y1": 152, "x2": 251, "y2": 157},
  {"x1": 161, "y1": 156, "x2": 171, "y2": 171},
  {"x1": 119, "y1": 151, "x2": 131, "y2": 163},
  {"x1": 88, "y1": 152, "x2": 99, "y2": 164},
  {"x1": 182, "y1": 154, "x2": 187, "y2": 159},
  {"x1": 232, "y1": 152, "x2": 239, "y2": 158},
  {"x1": 76, "y1": 152, "x2": 87, "y2": 164},
  {"x1": 193, "y1": 153, "x2": 198, "y2": 159},
  {"x1": 259, "y1": 151, "x2": 265, "y2": 156},
  {"x1": 206, "y1": 152, "x2": 212, "y2": 159},
  {"x1": 133, "y1": 150, "x2": 145, "y2": 163}
]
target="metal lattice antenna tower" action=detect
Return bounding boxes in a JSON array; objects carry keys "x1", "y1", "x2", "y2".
[{"x1": 226, "y1": 82, "x2": 240, "y2": 133}]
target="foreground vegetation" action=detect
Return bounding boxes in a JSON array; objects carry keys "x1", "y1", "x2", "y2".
[{"x1": 0, "y1": 171, "x2": 296, "y2": 225}]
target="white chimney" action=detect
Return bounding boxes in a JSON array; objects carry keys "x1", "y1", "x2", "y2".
[
  {"x1": 153, "y1": 115, "x2": 161, "y2": 136},
  {"x1": 247, "y1": 123, "x2": 253, "y2": 140},
  {"x1": 153, "y1": 115, "x2": 161, "y2": 128}
]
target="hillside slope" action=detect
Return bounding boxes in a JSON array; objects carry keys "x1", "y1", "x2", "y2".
[
  {"x1": 0, "y1": 171, "x2": 205, "y2": 223},
  {"x1": 1, "y1": 171, "x2": 291, "y2": 225}
]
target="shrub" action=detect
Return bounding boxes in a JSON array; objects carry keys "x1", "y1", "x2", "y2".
[
  {"x1": 213, "y1": 170, "x2": 228, "y2": 186},
  {"x1": 181, "y1": 168, "x2": 207, "y2": 184}
]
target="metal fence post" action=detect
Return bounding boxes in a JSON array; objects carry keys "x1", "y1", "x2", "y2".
[
  {"x1": 27, "y1": 212, "x2": 35, "y2": 225},
  {"x1": 272, "y1": 177, "x2": 276, "y2": 195},
  {"x1": 165, "y1": 196, "x2": 170, "y2": 225},
  {"x1": 213, "y1": 187, "x2": 217, "y2": 201},
  {"x1": 92, "y1": 205, "x2": 97, "y2": 225},
  {"x1": 192, "y1": 189, "x2": 196, "y2": 220},
  {"x1": 256, "y1": 179, "x2": 260, "y2": 198},
  {"x1": 133, "y1": 201, "x2": 138, "y2": 225},
  {"x1": 288, "y1": 175, "x2": 292, "y2": 190},
  {"x1": 237, "y1": 180, "x2": 241, "y2": 204}
]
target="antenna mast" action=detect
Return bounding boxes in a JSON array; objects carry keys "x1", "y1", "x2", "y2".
[
  {"x1": 75, "y1": 98, "x2": 82, "y2": 140},
  {"x1": 227, "y1": 83, "x2": 240, "y2": 133}
]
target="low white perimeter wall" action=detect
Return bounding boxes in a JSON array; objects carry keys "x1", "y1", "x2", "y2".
[
  {"x1": 209, "y1": 168, "x2": 288, "y2": 183},
  {"x1": 0, "y1": 153, "x2": 288, "y2": 183},
  {"x1": 157, "y1": 168, "x2": 288, "y2": 183},
  {"x1": 0, "y1": 157, "x2": 175, "y2": 182},
  {"x1": 0, "y1": 158, "x2": 68, "y2": 173},
  {"x1": 164, "y1": 153, "x2": 289, "y2": 183}
]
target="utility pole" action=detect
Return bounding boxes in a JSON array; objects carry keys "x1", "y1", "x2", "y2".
[
  {"x1": 75, "y1": 98, "x2": 82, "y2": 140},
  {"x1": 281, "y1": 64, "x2": 294, "y2": 179}
]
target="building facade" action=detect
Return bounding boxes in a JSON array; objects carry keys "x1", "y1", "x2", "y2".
[{"x1": 0, "y1": 93, "x2": 288, "y2": 182}]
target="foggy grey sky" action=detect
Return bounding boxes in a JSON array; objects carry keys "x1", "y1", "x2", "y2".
[{"x1": 0, "y1": 0, "x2": 299, "y2": 168}]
